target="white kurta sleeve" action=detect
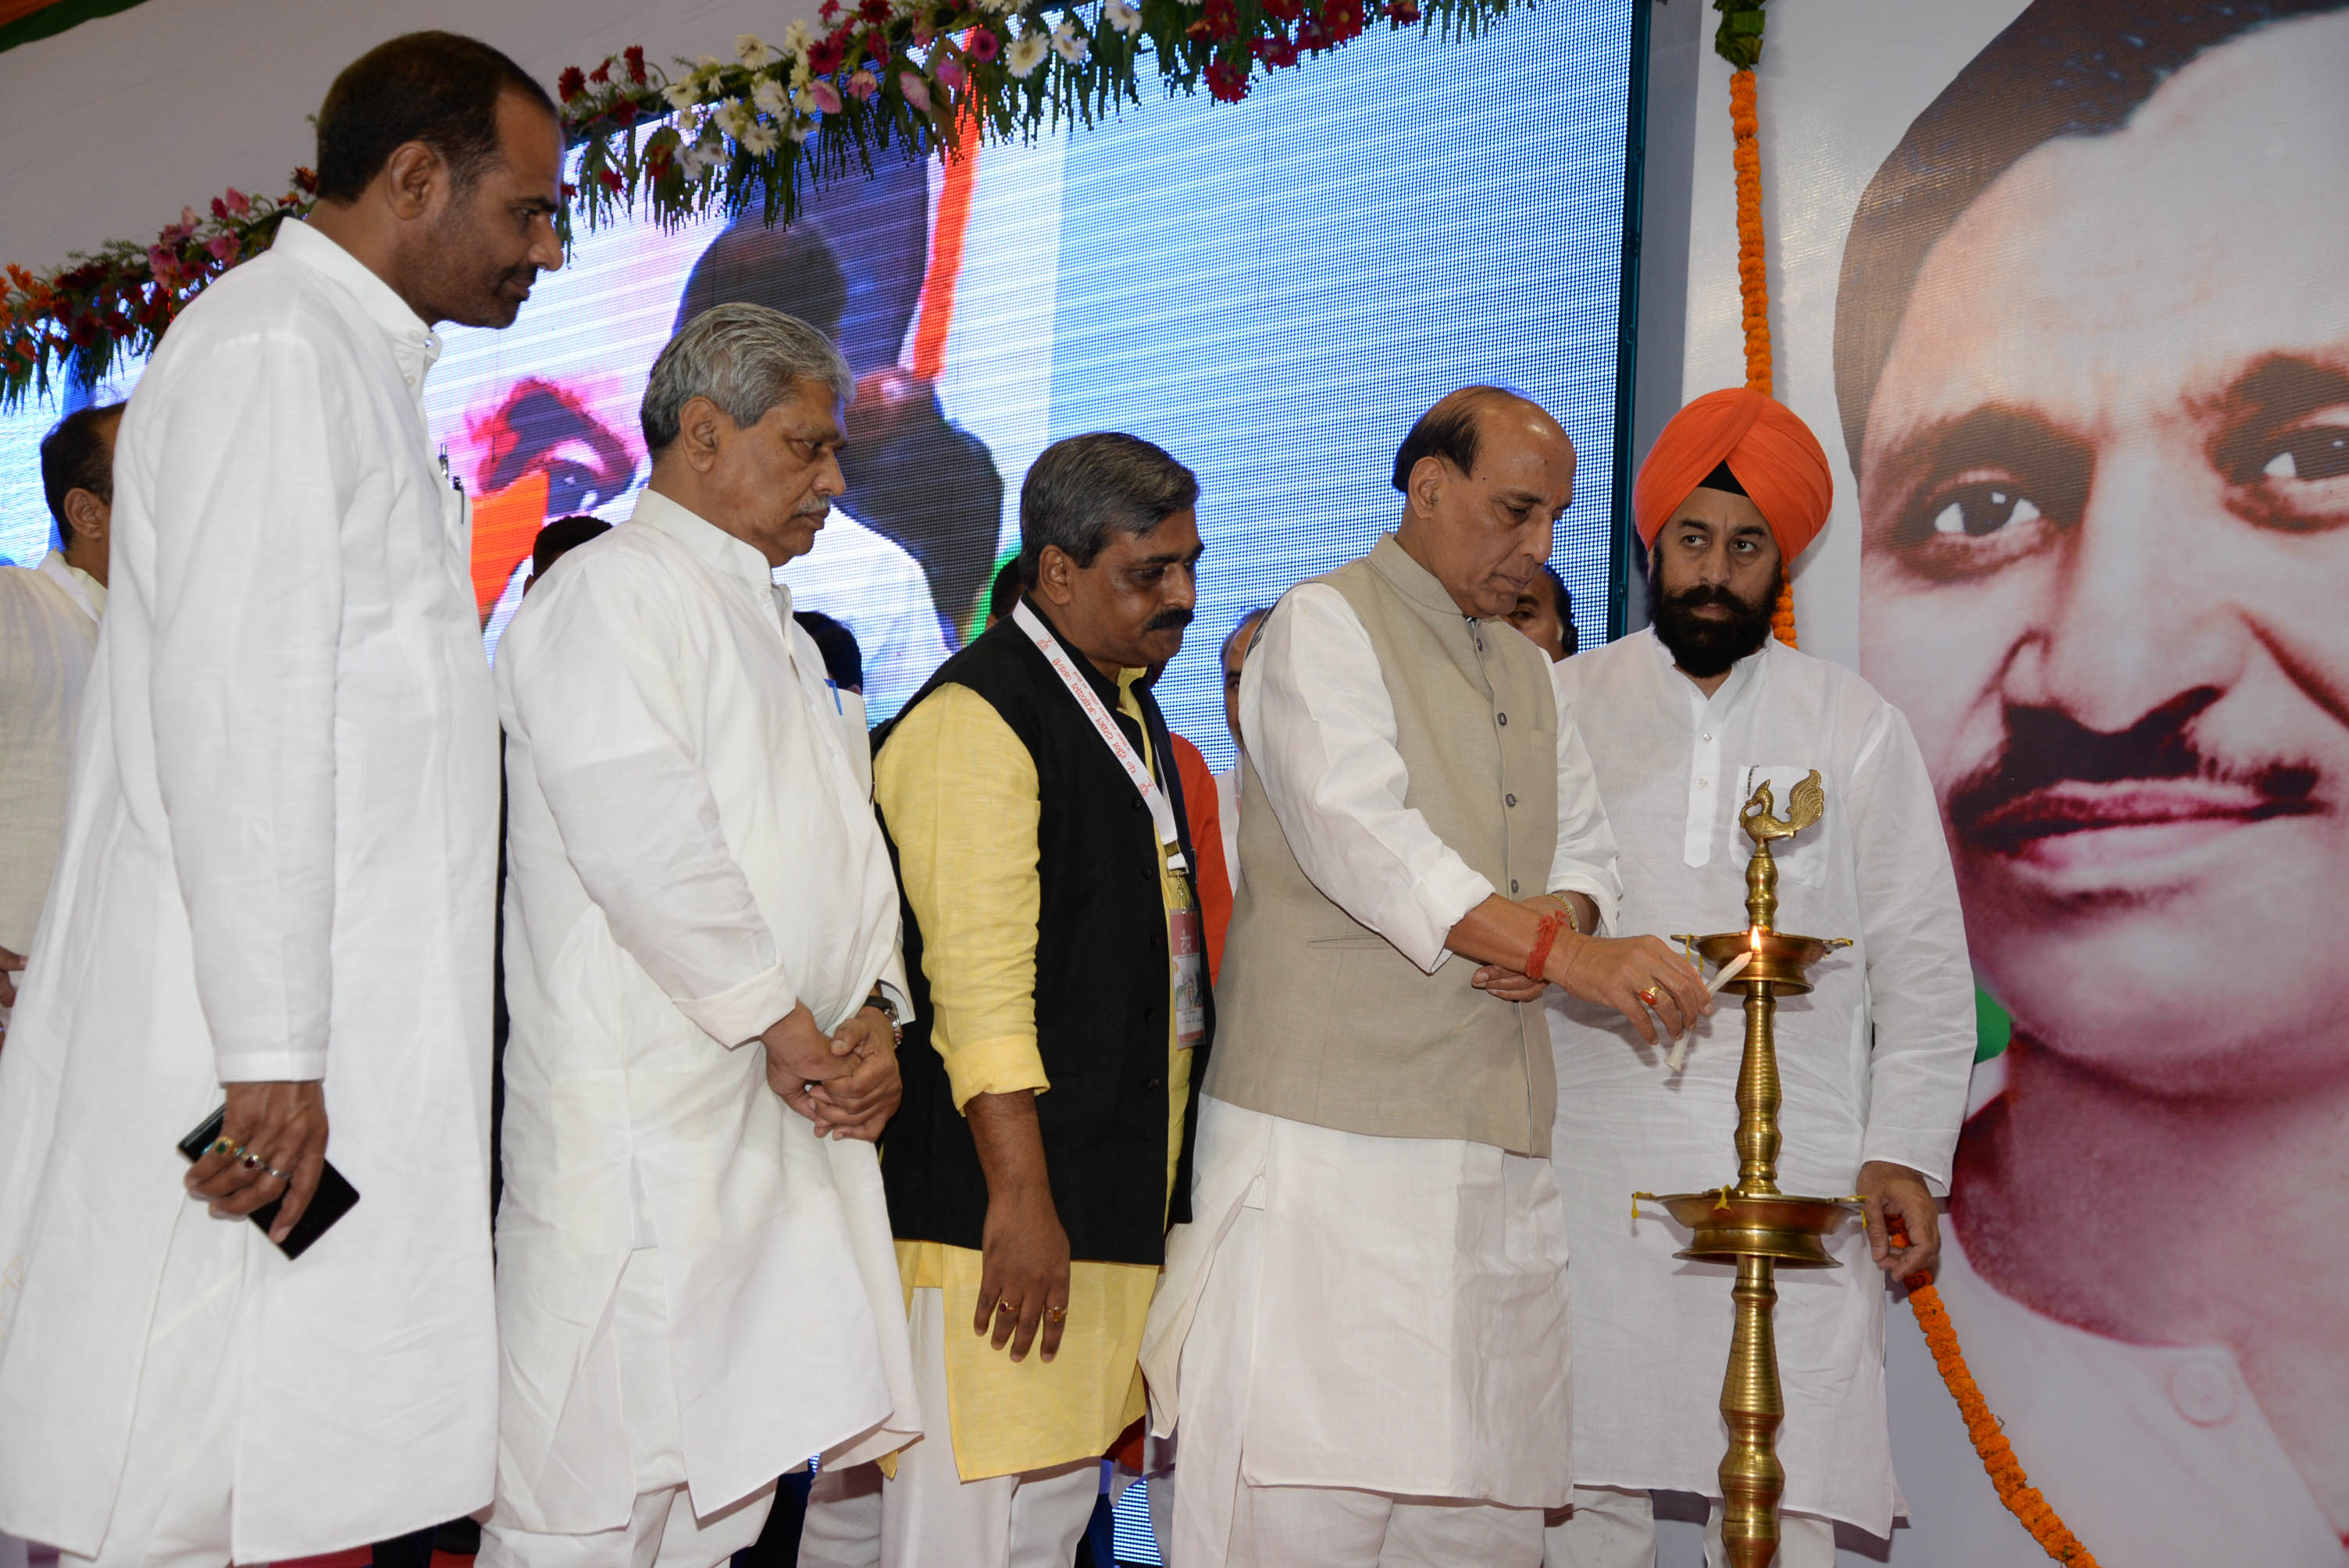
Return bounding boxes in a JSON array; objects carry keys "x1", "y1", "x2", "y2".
[
  {"x1": 1549, "y1": 679, "x2": 1623, "y2": 933},
  {"x1": 1847, "y1": 705, "x2": 1977, "y2": 1192},
  {"x1": 500, "y1": 560, "x2": 797, "y2": 1048},
  {"x1": 1239, "y1": 585, "x2": 1495, "y2": 973},
  {"x1": 145, "y1": 334, "x2": 349, "y2": 1084}
]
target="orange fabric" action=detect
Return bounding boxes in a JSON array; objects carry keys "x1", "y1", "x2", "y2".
[
  {"x1": 1171, "y1": 732, "x2": 1230, "y2": 984},
  {"x1": 909, "y1": 98, "x2": 982, "y2": 382},
  {"x1": 1631, "y1": 387, "x2": 1832, "y2": 566},
  {"x1": 467, "y1": 469, "x2": 551, "y2": 625}
]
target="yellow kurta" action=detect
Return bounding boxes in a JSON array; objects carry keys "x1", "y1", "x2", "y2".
[{"x1": 875, "y1": 672, "x2": 1191, "y2": 1482}]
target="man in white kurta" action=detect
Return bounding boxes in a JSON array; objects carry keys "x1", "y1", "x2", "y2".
[
  {"x1": 0, "y1": 38, "x2": 565, "y2": 1564},
  {"x1": 1544, "y1": 390, "x2": 1973, "y2": 1566},
  {"x1": 483, "y1": 304, "x2": 918, "y2": 1568},
  {"x1": 1144, "y1": 388, "x2": 1713, "y2": 1567},
  {"x1": 0, "y1": 402, "x2": 117, "y2": 1024}
]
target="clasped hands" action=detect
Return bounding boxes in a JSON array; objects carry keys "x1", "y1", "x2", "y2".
[
  {"x1": 1470, "y1": 897, "x2": 1712, "y2": 1044},
  {"x1": 761, "y1": 1000, "x2": 902, "y2": 1141}
]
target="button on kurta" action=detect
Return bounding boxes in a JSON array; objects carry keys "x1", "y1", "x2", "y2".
[{"x1": 2169, "y1": 1358, "x2": 2240, "y2": 1427}]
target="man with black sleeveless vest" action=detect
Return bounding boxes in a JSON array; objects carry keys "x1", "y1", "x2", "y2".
[
  {"x1": 1140, "y1": 387, "x2": 1712, "y2": 1566},
  {"x1": 870, "y1": 433, "x2": 1211, "y2": 1568}
]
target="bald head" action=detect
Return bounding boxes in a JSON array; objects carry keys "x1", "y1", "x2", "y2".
[{"x1": 1392, "y1": 387, "x2": 1574, "y2": 618}]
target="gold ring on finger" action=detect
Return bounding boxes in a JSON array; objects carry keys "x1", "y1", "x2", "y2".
[
  {"x1": 209, "y1": 1136, "x2": 239, "y2": 1158},
  {"x1": 1638, "y1": 986, "x2": 1660, "y2": 1007},
  {"x1": 1045, "y1": 1306, "x2": 1067, "y2": 1324}
]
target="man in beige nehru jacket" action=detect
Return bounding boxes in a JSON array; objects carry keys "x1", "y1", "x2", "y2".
[{"x1": 1142, "y1": 387, "x2": 1709, "y2": 1567}]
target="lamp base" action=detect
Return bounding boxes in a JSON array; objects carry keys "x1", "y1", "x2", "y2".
[{"x1": 1652, "y1": 1189, "x2": 1855, "y2": 1268}]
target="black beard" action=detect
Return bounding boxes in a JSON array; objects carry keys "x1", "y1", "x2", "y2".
[{"x1": 1649, "y1": 564, "x2": 1777, "y2": 679}]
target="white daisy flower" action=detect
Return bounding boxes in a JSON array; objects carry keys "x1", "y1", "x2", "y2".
[{"x1": 1005, "y1": 30, "x2": 1051, "y2": 76}]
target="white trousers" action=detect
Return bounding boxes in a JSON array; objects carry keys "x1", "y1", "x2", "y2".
[
  {"x1": 1228, "y1": 1482, "x2": 1545, "y2": 1566},
  {"x1": 877, "y1": 1288, "x2": 1099, "y2": 1568},
  {"x1": 795, "y1": 1463, "x2": 882, "y2": 1568},
  {"x1": 482, "y1": 1249, "x2": 773, "y2": 1568},
  {"x1": 62, "y1": 1199, "x2": 244, "y2": 1568},
  {"x1": 1543, "y1": 1486, "x2": 1837, "y2": 1568}
]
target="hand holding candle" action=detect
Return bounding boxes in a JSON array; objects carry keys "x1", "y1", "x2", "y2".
[{"x1": 1665, "y1": 949, "x2": 1754, "y2": 1073}]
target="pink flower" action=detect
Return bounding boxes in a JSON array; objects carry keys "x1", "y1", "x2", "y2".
[
  {"x1": 807, "y1": 78, "x2": 844, "y2": 113},
  {"x1": 911, "y1": 20, "x2": 936, "y2": 46},
  {"x1": 898, "y1": 70, "x2": 932, "y2": 112},
  {"x1": 223, "y1": 187, "x2": 251, "y2": 217},
  {"x1": 936, "y1": 56, "x2": 968, "y2": 91},
  {"x1": 844, "y1": 69, "x2": 881, "y2": 102},
  {"x1": 967, "y1": 27, "x2": 1002, "y2": 62},
  {"x1": 205, "y1": 233, "x2": 240, "y2": 263}
]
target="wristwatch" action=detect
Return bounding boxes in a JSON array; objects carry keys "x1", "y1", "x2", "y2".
[{"x1": 864, "y1": 990, "x2": 903, "y2": 1048}]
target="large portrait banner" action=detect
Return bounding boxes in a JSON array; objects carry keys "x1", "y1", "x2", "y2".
[{"x1": 1681, "y1": 1, "x2": 2349, "y2": 1562}]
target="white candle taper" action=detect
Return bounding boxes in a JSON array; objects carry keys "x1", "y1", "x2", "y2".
[{"x1": 1665, "y1": 950, "x2": 1754, "y2": 1073}]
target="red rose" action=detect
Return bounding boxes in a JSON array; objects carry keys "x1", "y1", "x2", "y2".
[
  {"x1": 859, "y1": 0, "x2": 891, "y2": 22},
  {"x1": 590, "y1": 60, "x2": 611, "y2": 84},
  {"x1": 612, "y1": 98, "x2": 640, "y2": 126},
  {"x1": 808, "y1": 36, "x2": 847, "y2": 73},
  {"x1": 558, "y1": 66, "x2": 588, "y2": 101},
  {"x1": 967, "y1": 27, "x2": 1002, "y2": 62},
  {"x1": 624, "y1": 45, "x2": 647, "y2": 82},
  {"x1": 820, "y1": 0, "x2": 842, "y2": 20},
  {"x1": 1203, "y1": 0, "x2": 1238, "y2": 34},
  {"x1": 209, "y1": 196, "x2": 230, "y2": 220},
  {"x1": 1207, "y1": 59, "x2": 1250, "y2": 101}
]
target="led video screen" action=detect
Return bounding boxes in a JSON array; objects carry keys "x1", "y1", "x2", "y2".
[{"x1": 2, "y1": 0, "x2": 1634, "y2": 764}]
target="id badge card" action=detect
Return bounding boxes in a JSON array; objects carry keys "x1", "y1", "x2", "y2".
[{"x1": 1169, "y1": 861, "x2": 1207, "y2": 1052}]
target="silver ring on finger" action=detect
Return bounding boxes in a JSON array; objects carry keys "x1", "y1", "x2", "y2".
[{"x1": 264, "y1": 1165, "x2": 291, "y2": 1181}]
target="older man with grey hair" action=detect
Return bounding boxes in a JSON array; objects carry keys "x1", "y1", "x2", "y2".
[{"x1": 483, "y1": 302, "x2": 921, "y2": 1568}]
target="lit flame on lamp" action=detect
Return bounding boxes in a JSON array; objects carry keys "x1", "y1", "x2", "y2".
[{"x1": 1667, "y1": 934, "x2": 1759, "y2": 1074}]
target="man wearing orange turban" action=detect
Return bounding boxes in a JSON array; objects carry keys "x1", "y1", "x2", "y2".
[{"x1": 1541, "y1": 392, "x2": 1976, "y2": 1567}]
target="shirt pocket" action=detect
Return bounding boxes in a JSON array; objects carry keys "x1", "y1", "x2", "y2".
[{"x1": 1740, "y1": 764, "x2": 1830, "y2": 888}]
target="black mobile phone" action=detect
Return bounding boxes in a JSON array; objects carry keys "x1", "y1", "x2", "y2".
[{"x1": 176, "y1": 1105, "x2": 361, "y2": 1262}]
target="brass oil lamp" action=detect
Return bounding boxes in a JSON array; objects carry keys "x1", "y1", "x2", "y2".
[{"x1": 1645, "y1": 772, "x2": 1854, "y2": 1568}]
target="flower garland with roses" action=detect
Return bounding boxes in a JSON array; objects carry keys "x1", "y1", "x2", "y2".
[{"x1": 1, "y1": 0, "x2": 1474, "y2": 408}]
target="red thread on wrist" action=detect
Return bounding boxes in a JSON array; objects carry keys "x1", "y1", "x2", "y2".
[{"x1": 1524, "y1": 911, "x2": 1568, "y2": 986}]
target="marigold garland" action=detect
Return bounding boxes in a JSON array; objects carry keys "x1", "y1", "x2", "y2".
[
  {"x1": 1726, "y1": 65, "x2": 1795, "y2": 647},
  {"x1": 1890, "y1": 1222, "x2": 2101, "y2": 1566}
]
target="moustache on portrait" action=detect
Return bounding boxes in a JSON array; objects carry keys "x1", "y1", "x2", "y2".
[
  {"x1": 1947, "y1": 691, "x2": 2321, "y2": 853},
  {"x1": 1144, "y1": 604, "x2": 1195, "y2": 635}
]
